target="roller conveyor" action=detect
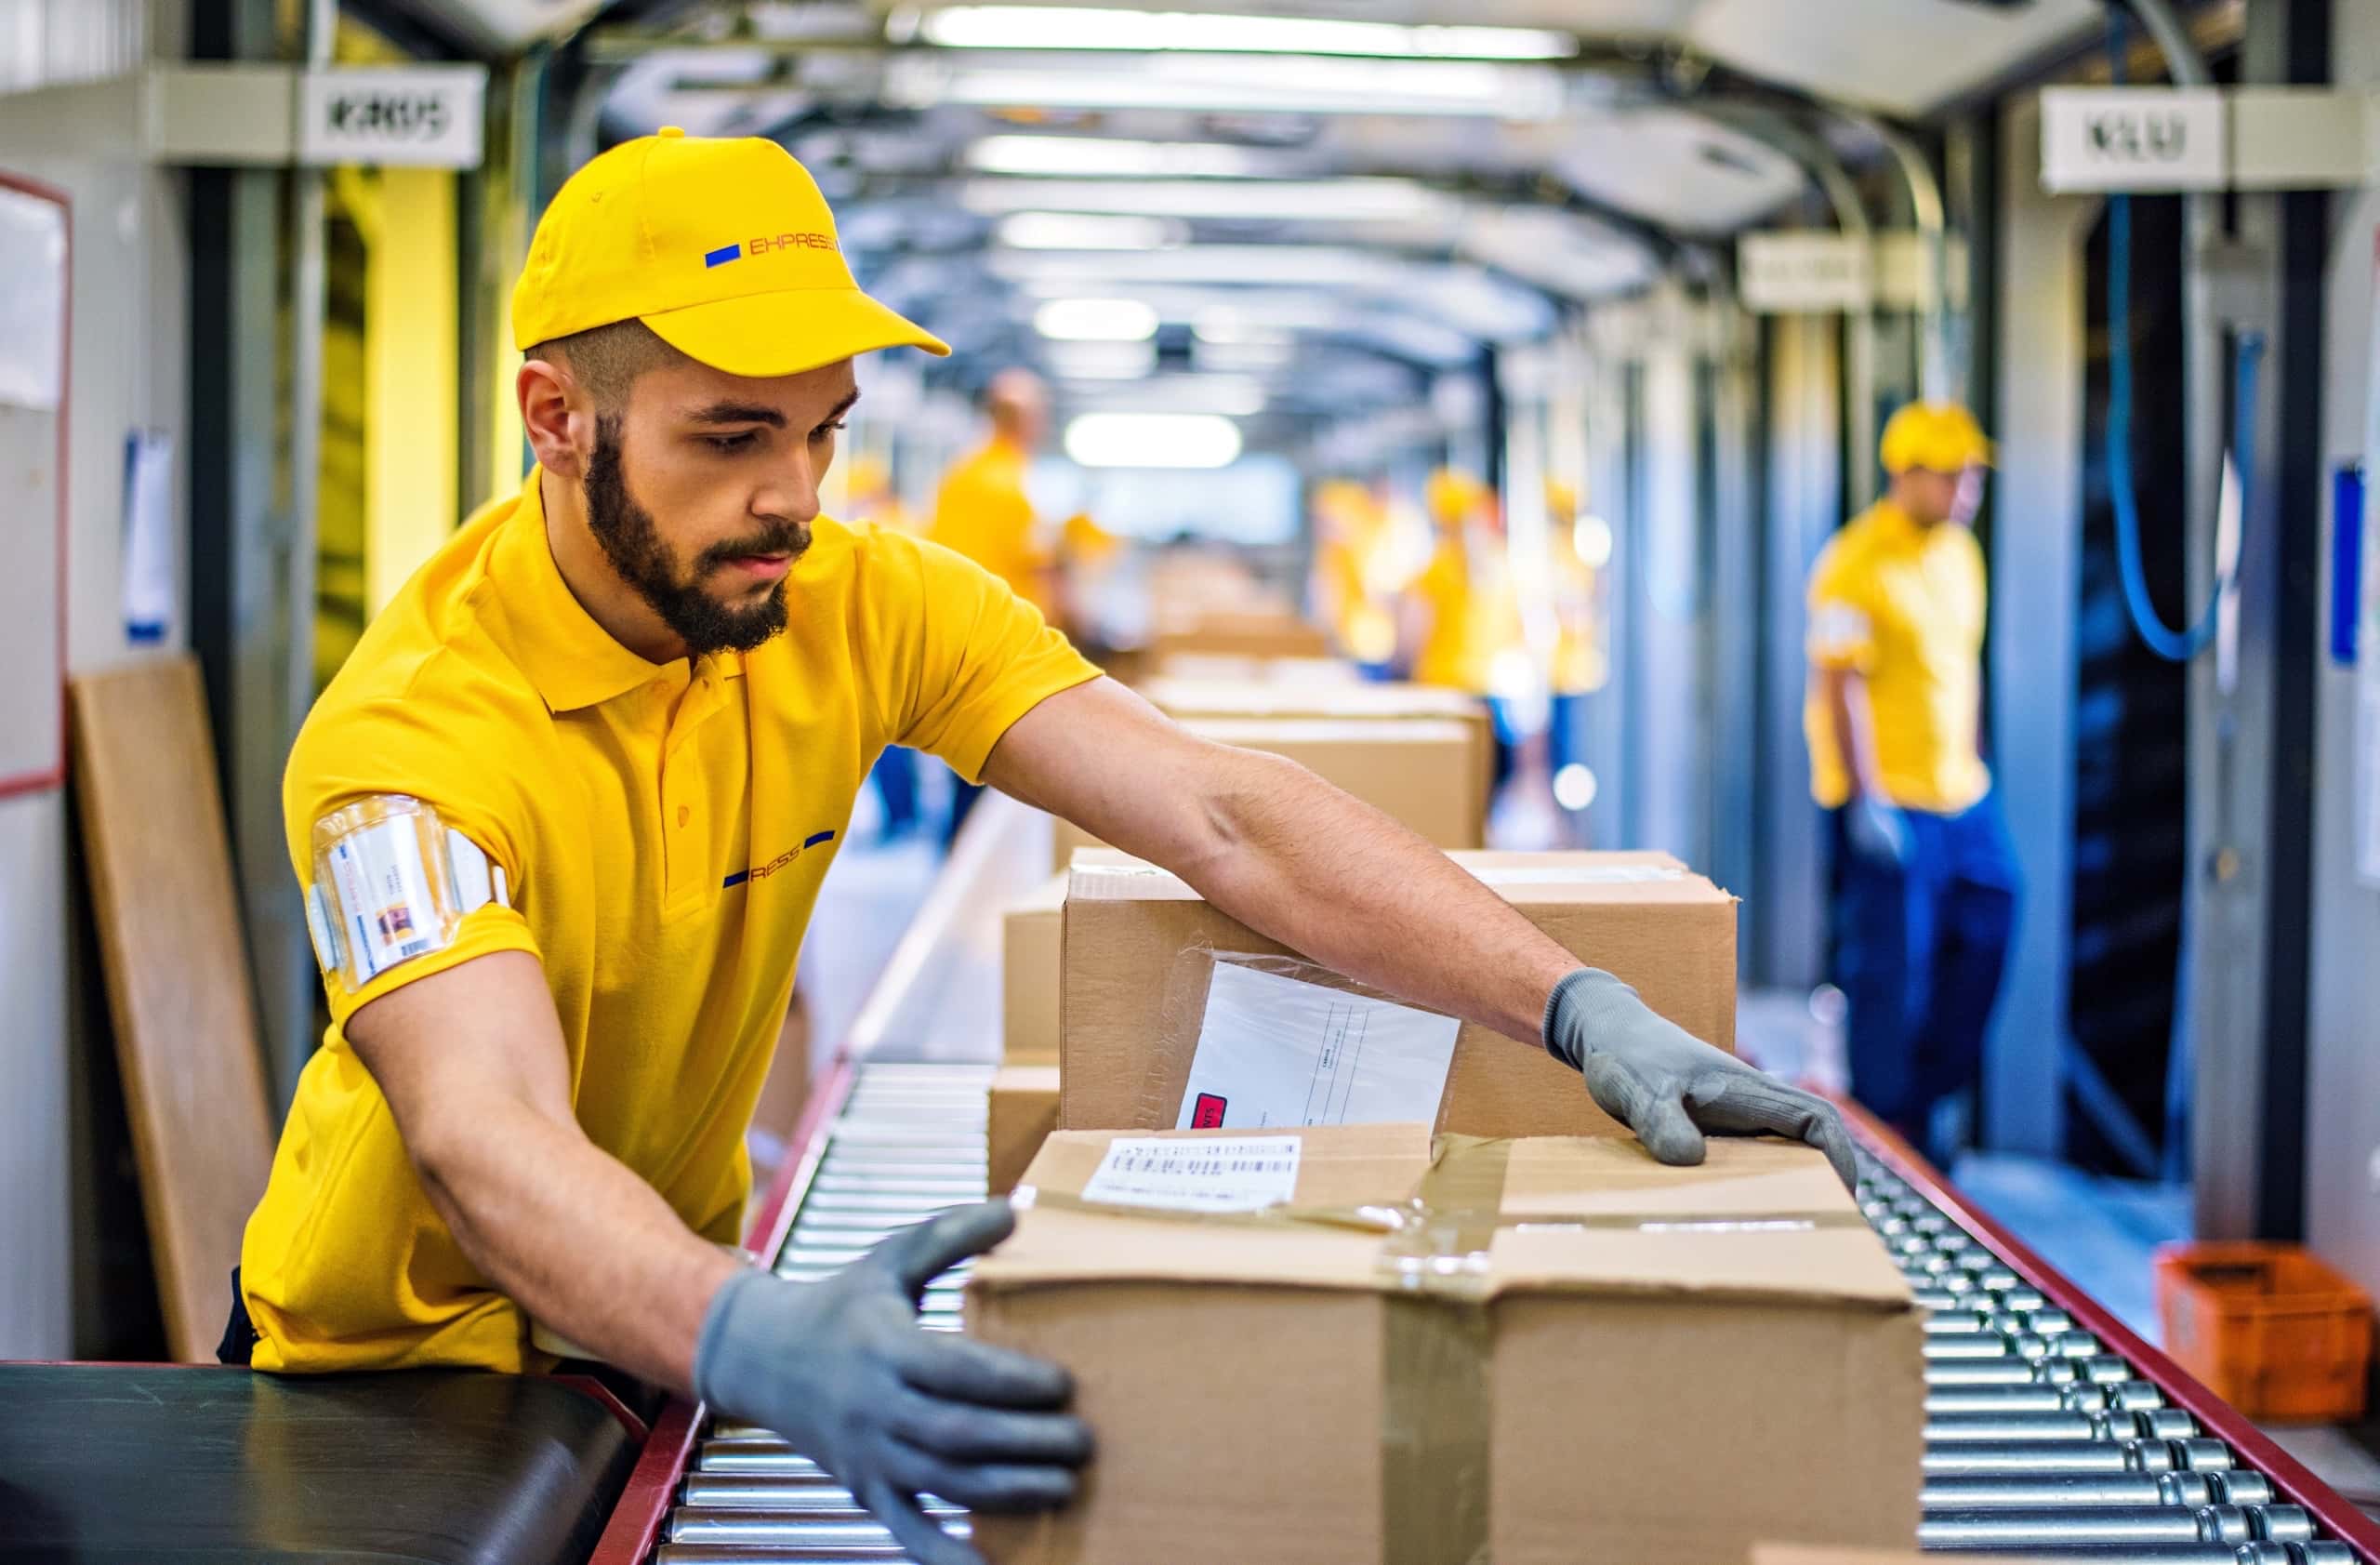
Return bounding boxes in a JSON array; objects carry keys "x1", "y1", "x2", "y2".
[{"x1": 600, "y1": 1060, "x2": 2380, "y2": 1564}]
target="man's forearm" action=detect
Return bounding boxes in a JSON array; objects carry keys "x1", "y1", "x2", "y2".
[
  {"x1": 411, "y1": 1101, "x2": 743, "y2": 1391},
  {"x1": 1826, "y1": 670, "x2": 1889, "y2": 802},
  {"x1": 1167, "y1": 749, "x2": 1578, "y2": 1047}
]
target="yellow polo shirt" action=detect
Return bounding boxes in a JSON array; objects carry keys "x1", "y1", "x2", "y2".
[
  {"x1": 1804, "y1": 499, "x2": 1990, "y2": 814},
  {"x1": 240, "y1": 469, "x2": 1098, "y2": 1373},
  {"x1": 930, "y1": 436, "x2": 1051, "y2": 616},
  {"x1": 1410, "y1": 535, "x2": 1518, "y2": 696}
]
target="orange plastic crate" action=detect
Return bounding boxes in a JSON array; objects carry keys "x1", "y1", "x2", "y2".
[{"x1": 2154, "y1": 1241, "x2": 2373, "y2": 1423}]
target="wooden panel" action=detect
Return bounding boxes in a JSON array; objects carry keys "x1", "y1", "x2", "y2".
[{"x1": 70, "y1": 656, "x2": 273, "y2": 1360}]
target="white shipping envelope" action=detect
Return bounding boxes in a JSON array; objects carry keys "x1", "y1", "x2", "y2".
[{"x1": 1175, "y1": 962, "x2": 1461, "y2": 1130}]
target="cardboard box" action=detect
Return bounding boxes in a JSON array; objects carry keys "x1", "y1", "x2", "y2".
[
  {"x1": 1002, "y1": 874, "x2": 1067, "y2": 1067},
  {"x1": 1149, "y1": 607, "x2": 1331, "y2": 660},
  {"x1": 988, "y1": 1065, "x2": 1062, "y2": 1196},
  {"x1": 1138, "y1": 676, "x2": 1496, "y2": 804},
  {"x1": 1153, "y1": 653, "x2": 1360, "y2": 686},
  {"x1": 971, "y1": 1126, "x2": 1922, "y2": 1565},
  {"x1": 1060, "y1": 850, "x2": 1736, "y2": 1138},
  {"x1": 1049, "y1": 715, "x2": 1486, "y2": 870}
]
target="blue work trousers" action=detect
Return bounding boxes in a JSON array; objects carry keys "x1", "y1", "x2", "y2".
[{"x1": 1832, "y1": 791, "x2": 2020, "y2": 1165}]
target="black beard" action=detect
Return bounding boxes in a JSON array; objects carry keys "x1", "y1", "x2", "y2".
[{"x1": 582, "y1": 416, "x2": 807, "y2": 657}]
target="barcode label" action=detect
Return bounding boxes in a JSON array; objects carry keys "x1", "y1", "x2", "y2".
[{"x1": 1081, "y1": 1135, "x2": 1302, "y2": 1213}]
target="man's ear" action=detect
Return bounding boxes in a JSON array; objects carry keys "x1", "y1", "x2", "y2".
[{"x1": 519, "y1": 357, "x2": 588, "y2": 480}]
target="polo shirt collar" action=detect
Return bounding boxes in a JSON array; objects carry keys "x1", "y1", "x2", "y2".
[
  {"x1": 1871, "y1": 498, "x2": 1924, "y2": 547},
  {"x1": 497, "y1": 468, "x2": 679, "y2": 714}
]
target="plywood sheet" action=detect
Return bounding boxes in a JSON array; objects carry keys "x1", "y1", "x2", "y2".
[{"x1": 70, "y1": 657, "x2": 272, "y2": 1360}]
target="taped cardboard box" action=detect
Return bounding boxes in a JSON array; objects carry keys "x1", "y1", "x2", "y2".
[
  {"x1": 970, "y1": 1126, "x2": 1922, "y2": 1565},
  {"x1": 1002, "y1": 874, "x2": 1067, "y2": 1067},
  {"x1": 988, "y1": 1065, "x2": 1062, "y2": 1196},
  {"x1": 1060, "y1": 850, "x2": 1736, "y2": 1138},
  {"x1": 1049, "y1": 715, "x2": 1486, "y2": 871}
]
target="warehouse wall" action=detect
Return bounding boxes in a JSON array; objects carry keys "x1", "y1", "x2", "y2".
[
  {"x1": 2305, "y1": 4, "x2": 2380, "y2": 1302},
  {"x1": 0, "y1": 0, "x2": 192, "y2": 1357}
]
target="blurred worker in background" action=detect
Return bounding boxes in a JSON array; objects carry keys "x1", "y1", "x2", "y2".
[
  {"x1": 843, "y1": 453, "x2": 922, "y2": 840},
  {"x1": 1310, "y1": 478, "x2": 1398, "y2": 677},
  {"x1": 1805, "y1": 402, "x2": 2019, "y2": 1168},
  {"x1": 1408, "y1": 467, "x2": 1525, "y2": 801},
  {"x1": 930, "y1": 368, "x2": 1056, "y2": 841}
]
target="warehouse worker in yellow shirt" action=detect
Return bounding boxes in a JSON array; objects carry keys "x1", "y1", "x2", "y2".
[
  {"x1": 931, "y1": 367, "x2": 1056, "y2": 616},
  {"x1": 1409, "y1": 467, "x2": 1525, "y2": 795},
  {"x1": 231, "y1": 129, "x2": 1853, "y2": 1565},
  {"x1": 1805, "y1": 402, "x2": 2019, "y2": 1168},
  {"x1": 1310, "y1": 477, "x2": 1397, "y2": 675}
]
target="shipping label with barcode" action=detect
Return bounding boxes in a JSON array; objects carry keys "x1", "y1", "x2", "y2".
[
  {"x1": 324, "y1": 814, "x2": 445, "y2": 985},
  {"x1": 1080, "y1": 1135, "x2": 1302, "y2": 1213}
]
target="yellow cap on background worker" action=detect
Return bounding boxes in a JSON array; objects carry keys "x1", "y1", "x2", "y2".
[
  {"x1": 1878, "y1": 402, "x2": 1994, "y2": 475},
  {"x1": 510, "y1": 126, "x2": 947, "y2": 374},
  {"x1": 1425, "y1": 466, "x2": 1490, "y2": 533}
]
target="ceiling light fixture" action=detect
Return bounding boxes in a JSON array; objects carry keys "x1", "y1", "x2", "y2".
[
  {"x1": 961, "y1": 178, "x2": 1457, "y2": 225},
  {"x1": 997, "y1": 212, "x2": 1185, "y2": 250},
  {"x1": 967, "y1": 134, "x2": 1266, "y2": 179},
  {"x1": 1034, "y1": 297, "x2": 1162, "y2": 341},
  {"x1": 885, "y1": 53, "x2": 1563, "y2": 120},
  {"x1": 1064, "y1": 412, "x2": 1244, "y2": 470},
  {"x1": 913, "y1": 7, "x2": 1577, "y2": 61}
]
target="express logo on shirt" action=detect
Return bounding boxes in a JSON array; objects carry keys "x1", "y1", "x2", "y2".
[{"x1": 723, "y1": 829, "x2": 837, "y2": 889}]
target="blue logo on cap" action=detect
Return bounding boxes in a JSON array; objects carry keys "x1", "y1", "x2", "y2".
[{"x1": 703, "y1": 242, "x2": 742, "y2": 269}]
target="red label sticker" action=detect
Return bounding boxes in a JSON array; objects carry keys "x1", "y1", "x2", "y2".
[{"x1": 1191, "y1": 1093, "x2": 1227, "y2": 1129}]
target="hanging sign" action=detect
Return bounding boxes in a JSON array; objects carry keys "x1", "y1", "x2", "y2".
[
  {"x1": 2041, "y1": 87, "x2": 2227, "y2": 193},
  {"x1": 1738, "y1": 232, "x2": 1872, "y2": 314},
  {"x1": 298, "y1": 67, "x2": 486, "y2": 169}
]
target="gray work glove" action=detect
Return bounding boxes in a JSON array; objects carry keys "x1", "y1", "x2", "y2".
[
  {"x1": 1544, "y1": 967, "x2": 1858, "y2": 1188},
  {"x1": 1844, "y1": 795, "x2": 1911, "y2": 868},
  {"x1": 694, "y1": 1200, "x2": 1091, "y2": 1565}
]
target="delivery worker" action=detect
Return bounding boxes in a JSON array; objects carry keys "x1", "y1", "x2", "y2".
[
  {"x1": 1310, "y1": 477, "x2": 1398, "y2": 675},
  {"x1": 930, "y1": 368, "x2": 1059, "y2": 839},
  {"x1": 1409, "y1": 467, "x2": 1526, "y2": 797},
  {"x1": 1805, "y1": 402, "x2": 2019, "y2": 1167},
  {"x1": 931, "y1": 367, "x2": 1056, "y2": 615},
  {"x1": 232, "y1": 129, "x2": 1855, "y2": 1565}
]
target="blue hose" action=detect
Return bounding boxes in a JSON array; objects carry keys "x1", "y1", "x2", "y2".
[{"x1": 2104, "y1": 21, "x2": 2257, "y2": 664}]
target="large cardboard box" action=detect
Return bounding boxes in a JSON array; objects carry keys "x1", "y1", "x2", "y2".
[
  {"x1": 1060, "y1": 850, "x2": 1736, "y2": 1138},
  {"x1": 1001, "y1": 874, "x2": 1067, "y2": 1067},
  {"x1": 988, "y1": 1064, "x2": 1061, "y2": 1196},
  {"x1": 1138, "y1": 675, "x2": 1496, "y2": 805},
  {"x1": 1149, "y1": 606, "x2": 1331, "y2": 660},
  {"x1": 971, "y1": 1126, "x2": 1923, "y2": 1565},
  {"x1": 1049, "y1": 715, "x2": 1486, "y2": 870}
]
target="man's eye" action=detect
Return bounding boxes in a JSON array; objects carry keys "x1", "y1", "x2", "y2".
[
  {"x1": 706, "y1": 431, "x2": 760, "y2": 454},
  {"x1": 810, "y1": 418, "x2": 849, "y2": 443}
]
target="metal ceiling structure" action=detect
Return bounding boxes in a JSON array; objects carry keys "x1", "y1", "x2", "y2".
[{"x1": 392, "y1": 0, "x2": 2198, "y2": 458}]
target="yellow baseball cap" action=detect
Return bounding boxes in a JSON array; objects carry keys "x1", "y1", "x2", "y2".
[
  {"x1": 1425, "y1": 468, "x2": 1488, "y2": 526},
  {"x1": 1879, "y1": 402, "x2": 1994, "y2": 475},
  {"x1": 511, "y1": 127, "x2": 949, "y2": 377}
]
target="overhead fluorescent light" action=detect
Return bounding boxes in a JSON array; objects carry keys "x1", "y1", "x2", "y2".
[
  {"x1": 1065, "y1": 412, "x2": 1243, "y2": 470},
  {"x1": 912, "y1": 7, "x2": 1576, "y2": 60},
  {"x1": 885, "y1": 53, "x2": 1563, "y2": 120},
  {"x1": 997, "y1": 212, "x2": 1185, "y2": 251},
  {"x1": 1035, "y1": 297, "x2": 1161, "y2": 341},
  {"x1": 1076, "y1": 374, "x2": 1270, "y2": 418},
  {"x1": 962, "y1": 179, "x2": 1458, "y2": 225},
  {"x1": 1046, "y1": 339, "x2": 1157, "y2": 379},
  {"x1": 967, "y1": 134, "x2": 1266, "y2": 179}
]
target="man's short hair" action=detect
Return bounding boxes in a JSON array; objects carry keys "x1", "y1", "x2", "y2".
[{"x1": 524, "y1": 318, "x2": 686, "y2": 408}]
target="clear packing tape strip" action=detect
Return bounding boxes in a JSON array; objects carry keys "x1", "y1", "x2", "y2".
[{"x1": 1019, "y1": 1134, "x2": 1863, "y2": 1565}]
